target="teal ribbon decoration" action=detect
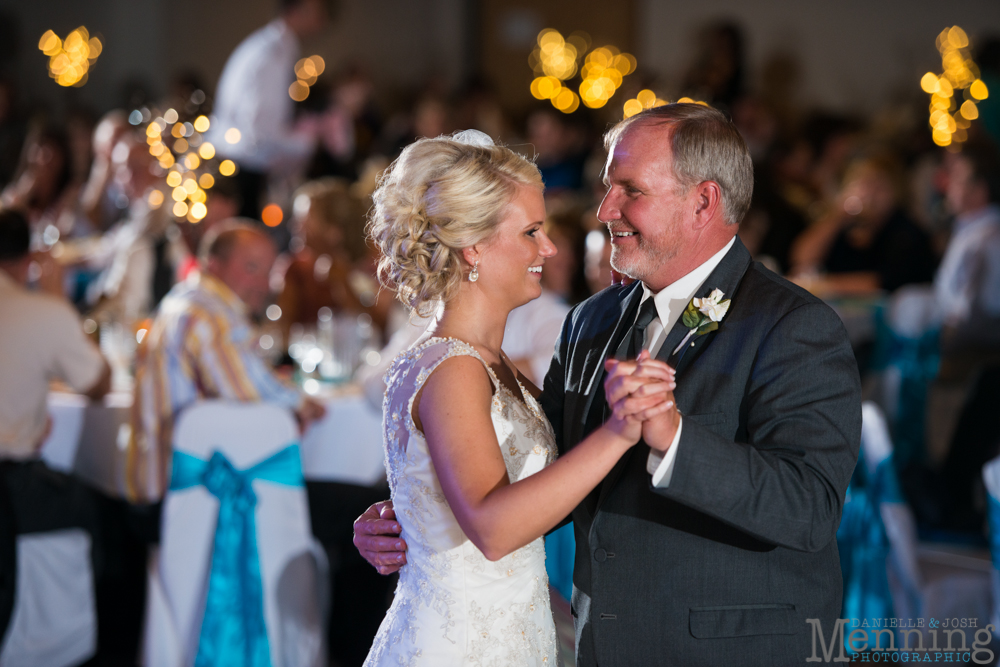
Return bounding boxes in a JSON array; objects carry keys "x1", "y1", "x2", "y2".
[
  {"x1": 987, "y1": 495, "x2": 1000, "y2": 570},
  {"x1": 869, "y1": 308, "x2": 940, "y2": 469},
  {"x1": 169, "y1": 444, "x2": 304, "y2": 667},
  {"x1": 836, "y1": 454, "x2": 906, "y2": 653}
]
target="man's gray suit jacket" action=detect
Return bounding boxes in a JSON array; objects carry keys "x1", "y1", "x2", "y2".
[{"x1": 539, "y1": 237, "x2": 862, "y2": 666}]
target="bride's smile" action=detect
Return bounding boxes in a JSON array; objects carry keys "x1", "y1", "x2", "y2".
[{"x1": 469, "y1": 183, "x2": 556, "y2": 309}]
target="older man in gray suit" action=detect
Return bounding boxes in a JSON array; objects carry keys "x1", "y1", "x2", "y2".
[{"x1": 355, "y1": 104, "x2": 861, "y2": 666}]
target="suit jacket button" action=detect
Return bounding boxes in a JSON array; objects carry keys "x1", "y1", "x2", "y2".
[{"x1": 594, "y1": 548, "x2": 607, "y2": 562}]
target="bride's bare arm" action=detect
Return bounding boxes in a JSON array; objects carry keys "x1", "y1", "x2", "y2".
[{"x1": 415, "y1": 355, "x2": 673, "y2": 561}]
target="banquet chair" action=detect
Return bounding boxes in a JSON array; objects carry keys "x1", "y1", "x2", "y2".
[
  {"x1": 982, "y1": 456, "x2": 1000, "y2": 631},
  {"x1": 0, "y1": 528, "x2": 96, "y2": 667},
  {"x1": 868, "y1": 286, "x2": 941, "y2": 468},
  {"x1": 858, "y1": 402, "x2": 989, "y2": 626},
  {"x1": 143, "y1": 401, "x2": 327, "y2": 667}
]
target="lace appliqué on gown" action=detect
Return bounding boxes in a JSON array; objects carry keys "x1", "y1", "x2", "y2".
[{"x1": 364, "y1": 338, "x2": 558, "y2": 667}]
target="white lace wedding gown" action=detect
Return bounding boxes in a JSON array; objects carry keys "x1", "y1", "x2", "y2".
[{"x1": 364, "y1": 337, "x2": 559, "y2": 667}]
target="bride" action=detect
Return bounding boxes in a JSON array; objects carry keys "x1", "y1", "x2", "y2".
[{"x1": 362, "y1": 131, "x2": 675, "y2": 666}]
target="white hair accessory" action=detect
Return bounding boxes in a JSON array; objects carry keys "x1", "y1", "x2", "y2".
[{"x1": 451, "y1": 129, "x2": 495, "y2": 148}]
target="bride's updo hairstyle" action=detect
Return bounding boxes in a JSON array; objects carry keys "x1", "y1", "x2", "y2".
[{"x1": 369, "y1": 131, "x2": 543, "y2": 315}]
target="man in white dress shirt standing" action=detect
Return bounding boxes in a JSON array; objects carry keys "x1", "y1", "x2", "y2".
[
  {"x1": 935, "y1": 140, "x2": 1000, "y2": 377},
  {"x1": 211, "y1": 0, "x2": 328, "y2": 218}
]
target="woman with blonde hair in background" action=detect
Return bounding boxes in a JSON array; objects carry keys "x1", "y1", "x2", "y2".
[{"x1": 361, "y1": 131, "x2": 675, "y2": 666}]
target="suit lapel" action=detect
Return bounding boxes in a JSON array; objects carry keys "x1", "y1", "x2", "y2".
[
  {"x1": 655, "y1": 237, "x2": 753, "y2": 373},
  {"x1": 593, "y1": 238, "x2": 753, "y2": 516},
  {"x1": 573, "y1": 282, "x2": 644, "y2": 445}
]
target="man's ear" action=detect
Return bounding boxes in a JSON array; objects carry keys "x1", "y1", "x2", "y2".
[{"x1": 692, "y1": 181, "x2": 723, "y2": 229}]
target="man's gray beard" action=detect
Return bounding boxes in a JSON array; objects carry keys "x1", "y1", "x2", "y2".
[{"x1": 610, "y1": 241, "x2": 675, "y2": 283}]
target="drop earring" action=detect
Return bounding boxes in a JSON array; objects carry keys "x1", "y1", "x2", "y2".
[{"x1": 469, "y1": 260, "x2": 480, "y2": 282}]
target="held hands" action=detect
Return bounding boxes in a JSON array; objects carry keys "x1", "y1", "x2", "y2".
[{"x1": 604, "y1": 350, "x2": 681, "y2": 452}]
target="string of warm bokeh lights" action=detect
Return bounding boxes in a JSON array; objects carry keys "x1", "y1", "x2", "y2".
[
  {"x1": 289, "y1": 55, "x2": 325, "y2": 102},
  {"x1": 920, "y1": 26, "x2": 989, "y2": 148},
  {"x1": 529, "y1": 29, "x2": 636, "y2": 114},
  {"x1": 128, "y1": 108, "x2": 240, "y2": 224},
  {"x1": 622, "y1": 93, "x2": 708, "y2": 118},
  {"x1": 38, "y1": 27, "x2": 102, "y2": 87}
]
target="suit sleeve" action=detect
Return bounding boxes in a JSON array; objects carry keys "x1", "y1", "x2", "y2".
[
  {"x1": 539, "y1": 306, "x2": 575, "y2": 457},
  {"x1": 539, "y1": 309, "x2": 576, "y2": 534},
  {"x1": 652, "y1": 301, "x2": 861, "y2": 552}
]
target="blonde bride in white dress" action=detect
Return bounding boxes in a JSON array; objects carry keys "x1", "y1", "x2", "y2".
[{"x1": 362, "y1": 131, "x2": 675, "y2": 666}]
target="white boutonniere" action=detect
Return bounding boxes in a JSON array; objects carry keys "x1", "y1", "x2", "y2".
[{"x1": 671, "y1": 288, "x2": 731, "y2": 357}]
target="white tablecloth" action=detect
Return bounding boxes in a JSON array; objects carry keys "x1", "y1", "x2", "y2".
[{"x1": 39, "y1": 387, "x2": 387, "y2": 497}]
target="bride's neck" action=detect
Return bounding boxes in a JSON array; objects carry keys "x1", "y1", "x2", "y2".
[{"x1": 434, "y1": 291, "x2": 509, "y2": 359}]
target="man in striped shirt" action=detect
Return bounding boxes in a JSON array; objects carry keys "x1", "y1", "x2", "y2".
[{"x1": 127, "y1": 220, "x2": 325, "y2": 502}]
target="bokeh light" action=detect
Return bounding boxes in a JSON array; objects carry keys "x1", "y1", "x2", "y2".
[
  {"x1": 189, "y1": 202, "x2": 207, "y2": 222},
  {"x1": 923, "y1": 25, "x2": 987, "y2": 149},
  {"x1": 224, "y1": 128, "x2": 241, "y2": 144},
  {"x1": 39, "y1": 27, "x2": 101, "y2": 87},
  {"x1": 148, "y1": 190, "x2": 164, "y2": 209},
  {"x1": 261, "y1": 203, "x2": 284, "y2": 227},
  {"x1": 528, "y1": 28, "x2": 635, "y2": 114},
  {"x1": 622, "y1": 89, "x2": 670, "y2": 118},
  {"x1": 219, "y1": 160, "x2": 237, "y2": 176}
]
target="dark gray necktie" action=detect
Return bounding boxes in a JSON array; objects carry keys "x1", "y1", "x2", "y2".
[{"x1": 623, "y1": 297, "x2": 659, "y2": 360}]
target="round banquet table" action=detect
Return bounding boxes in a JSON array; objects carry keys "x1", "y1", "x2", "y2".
[{"x1": 38, "y1": 386, "x2": 387, "y2": 498}]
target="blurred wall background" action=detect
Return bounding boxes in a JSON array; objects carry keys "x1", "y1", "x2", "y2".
[{"x1": 0, "y1": 0, "x2": 999, "y2": 116}]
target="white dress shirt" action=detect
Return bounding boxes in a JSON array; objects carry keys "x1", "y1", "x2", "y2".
[
  {"x1": 639, "y1": 236, "x2": 736, "y2": 487},
  {"x1": 934, "y1": 204, "x2": 1000, "y2": 323},
  {"x1": 211, "y1": 19, "x2": 314, "y2": 172}
]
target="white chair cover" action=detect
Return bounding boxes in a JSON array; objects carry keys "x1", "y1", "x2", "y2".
[
  {"x1": 859, "y1": 401, "x2": 923, "y2": 620},
  {"x1": 982, "y1": 456, "x2": 1000, "y2": 629},
  {"x1": 143, "y1": 401, "x2": 326, "y2": 667},
  {"x1": 0, "y1": 529, "x2": 96, "y2": 667},
  {"x1": 863, "y1": 402, "x2": 990, "y2": 628}
]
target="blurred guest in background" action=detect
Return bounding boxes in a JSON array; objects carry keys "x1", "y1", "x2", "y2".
[
  {"x1": 0, "y1": 77, "x2": 24, "y2": 189},
  {"x1": 540, "y1": 207, "x2": 590, "y2": 305},
  {"x1": 86, "y1": 134, "x2": 180, "y2": 326},
  {"x1": 0, "y1": 208, "x2": 109, "y2": 597},
  {"x1": 211, "y1": 0, "x2": 328, "y2": 218},
  {"x1": 584, "y1": 227, "x2": 614, "y2": 295},
  {"x1": 174, "y1": 174, "x2": 242, "y2": 281},
  {"x1": 79, "y1": 110, "x2": 130, "y2": 233},
  {"x1": 303, "y1": 68, "x2": 379, "y2": 181},
  {"x1": 126, "y1": 221, "x2": 325, "y2": 502},
  {"x1": 274, "y1": 177, "x2": 375, "y2": 345},
  {"x1": 791, "y1": 152, "x2": 938, "y2": 294},
  {"x1": 1, "y1": 121, "x2": 79, "y2": 240},
  {"x1": 526, "y1": 107, "x2": 587, "y2": 192},
  {"x1": 935, "y1": 140, "x2": 1000, "y2": 378},
  {"x1": 680, "y1": 21, "x2": 745, "y2": 111}
]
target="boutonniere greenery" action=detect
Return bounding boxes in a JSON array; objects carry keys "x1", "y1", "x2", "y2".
[{"x1": 672, "y1": 288, "x2": 731, "y2": 357}]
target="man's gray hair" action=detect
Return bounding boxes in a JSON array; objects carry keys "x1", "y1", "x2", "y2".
[
  {"x1": 604, "y1": 104, "x2": 754, "y2": 225},
  {"x1": 198, "y1": 218, "x2": 271, "y2": 266}
]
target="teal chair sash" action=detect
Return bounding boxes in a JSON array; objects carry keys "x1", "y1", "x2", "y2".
[
  {"x1": 870, "y1": 309, "x2": 940, "y2": 468},
  {"x1": 837, "y1": 455, "x2": 905, "y2": 652},
  {"x1": 170, "y1": 444, "x2": 303, "y2": 667},
  {"x1": 987, "y1": 495, "x2": 1000, "y2": 570}
]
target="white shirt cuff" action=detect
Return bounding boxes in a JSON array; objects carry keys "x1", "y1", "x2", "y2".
[{"x1": 646, "y1": 417, "x2": 683, "y2": 488}]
